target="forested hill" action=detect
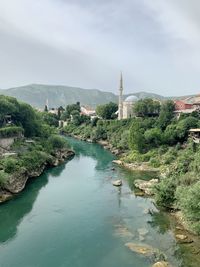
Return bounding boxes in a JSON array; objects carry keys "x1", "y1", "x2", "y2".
[{"x1": 0, "y1": 84, "x2": 165, "y2": 109}]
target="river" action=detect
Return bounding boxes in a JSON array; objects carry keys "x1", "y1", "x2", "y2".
[{"x1": 0, "y1": 137, "x2": 194, "y2": 267}]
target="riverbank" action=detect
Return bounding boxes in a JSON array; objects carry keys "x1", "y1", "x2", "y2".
[
  {"x1": 64, "y1": 132, "x2": 200, "y2": 253},
  {"x1": 0, "y1": 140, "x2": 75, "y2": 204}
]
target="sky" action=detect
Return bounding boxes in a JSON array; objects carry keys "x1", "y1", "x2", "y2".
[{"x1": 0, "y1": 0, "x2": 200, "y2": 96}]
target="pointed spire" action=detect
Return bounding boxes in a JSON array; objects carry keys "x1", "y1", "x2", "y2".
[
  {"x1": 118, "y1": 72, "x2": 123, "y2": 120},
  {"x1": 120, "y1": 71, "x2": 123, "y2": 91}
]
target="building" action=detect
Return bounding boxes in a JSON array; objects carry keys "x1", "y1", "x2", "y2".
[
  {"x1": 174, "y1": 100, "x2": 193, "y2": 110},
  {"x1": 122, "y1": 95, "x2": 138, "y2": 119},
  {"x1": 118, "y1": 73, "x2": 138, "y2": 120},
  {"x1": 174, "y1": 97, "x2": 200, "y2": 119},
  {"x1": 81, "y1": 106, "x2": 96, "y2": 117}
]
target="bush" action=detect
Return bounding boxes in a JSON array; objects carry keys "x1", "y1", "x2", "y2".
[
  {"x1": 21, "y1": 150, "x2": 50, "y2": 171},
  {"x1": 176, "y1": 182, "x2": 200, "y2": 233},
  {"x1": 154, "y1": 176, "x2": 177, "y2": 208},
  {"x1": 0, "y1": 171, "x2": 8, "y2": 186},
  {"x1": 3, "y1": 158, "x2": 19, "y2": 173},
  {"x1": 0, "y1": 126, "x2": 24, "y2": 138},
  {"x1": 47, "y1": 135, "x2": 68, "y2": 150}
]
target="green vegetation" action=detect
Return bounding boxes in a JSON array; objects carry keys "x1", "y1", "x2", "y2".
[
  {"x1": 0, "y1": 126, "x2": 24, "y2": 138},
  {"x1": 0, "y1": 95, "x2": 70, "y2": 191},
  {"x1": 63, "y1": 98, "x2": 200, "y2": 234},
  {"x1": 133, "y1": 98, "x2": 160, "y2": 117},
  {"x1": 96, "y1": 102, "x2": 118, "y2": 119}
]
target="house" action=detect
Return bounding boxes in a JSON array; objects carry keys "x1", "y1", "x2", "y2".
[
  {"x1": 174, "y1": 100, "x2": 193, "y2": 111},
  {"x1": 174, "y1": 99, "x2": 198, "y2": 119},
  {"x1": 81, "y1": 106, "x2": 96, "y2": 117}
]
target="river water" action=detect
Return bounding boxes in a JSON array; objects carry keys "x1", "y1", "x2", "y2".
[{"x1": 0, "y1": 137, "x2": 192, "y2": 267}]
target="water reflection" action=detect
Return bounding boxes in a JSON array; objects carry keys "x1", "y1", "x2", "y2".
[
  {"x1": 0, "y1": 162, "x2": 68, "y2": 244},
  {"x1": 147, "y1": 210, "x2": 171, "y2": 234},
  {"x1": 66, "y1": 137, "x2": 115, "y2": 170}
]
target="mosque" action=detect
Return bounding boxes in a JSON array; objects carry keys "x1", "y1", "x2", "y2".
[{"x1": 118, "y1": 73, "x2": 138, "y2": 120}]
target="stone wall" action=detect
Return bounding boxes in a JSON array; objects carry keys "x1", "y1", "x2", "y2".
[{"x1": 0, "y1": 137, "x2": 15, "y2": 152}]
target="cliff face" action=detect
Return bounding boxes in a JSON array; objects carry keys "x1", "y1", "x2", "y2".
[{"x1": 0, "y1": 149, "x2": 75, "y2": 203}]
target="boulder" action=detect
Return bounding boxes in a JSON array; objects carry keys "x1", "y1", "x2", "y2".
[
  {"x1": 175, "y1": 234, "x2": 193, "y2": 244},
  {"x1": 112, "y1": 180, "x2": 122, "y2": 187},
  {"x1": 114, "y1": 225, "x2": 134, "y2": 239},
  {"x1": 152, "y1": 262, "x2": 170, "y2": 267},
  {"x1": 125, "y1": 242, "x2": 166, "y2": 262},
  {"x1": 138, "y1": 228, "x2": 149, "y2": 241},
  {"x1": 134, "y1": 179, "x2": 159, "y2": 196}
]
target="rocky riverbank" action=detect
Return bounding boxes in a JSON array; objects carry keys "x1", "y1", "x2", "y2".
[
  {"x1": 0, "y1": 149, "x2": 75, "y2": 203},
  {"x1": 63, "y1": 133, "x2": 160, "y2": 173}
]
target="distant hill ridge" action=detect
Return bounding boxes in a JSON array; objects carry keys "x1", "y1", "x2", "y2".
[{"x1": 0, "y1": 84, "x2": 194, "y2": 109}]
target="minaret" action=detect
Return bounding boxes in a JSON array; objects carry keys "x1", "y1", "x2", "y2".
[{"x1": 118, "y1": 72, "x2": 123, "y2": 120}]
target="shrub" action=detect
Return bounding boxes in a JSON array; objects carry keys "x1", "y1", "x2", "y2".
[
  {"x1": 21, "y1": 150, "x2": 49, "y2": 171},
  {"x1": 47, "y1": 135, "x2": 68, "y2": 150},
  {"x1": 3, "y1": 158, "x2": 19, "y2": 173},
  {"x1": 0, "y1": 126, "x2": 24, "y2": 138},
  {"x1": 0, "y1": 171, "x2": 9, "y2": 186},
  {"x1": 176, "y1": 182, "x2": 200, "y2": 233},
  {"x1": 154, "y1": 176, "x2": 177, "y2": 208},
  {"x1": 149, "y1": 158, "x2": 160, "y2": 168}
]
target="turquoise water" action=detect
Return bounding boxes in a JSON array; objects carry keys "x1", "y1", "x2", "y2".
[{"x1": 0, "y1": 137, "x2": 181, "y2": 267}]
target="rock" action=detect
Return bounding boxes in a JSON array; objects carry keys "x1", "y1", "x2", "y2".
[
  {"x1": 143, "y1": 208, "x2": 149, "y2": 214},
  {"x1": 134, "y1": 179, "x2": 159, "y2": 196},
  {"x1": 125, "y1": 242, "x2": 166, "y2": 262},
  {"x1": 0, "y1": 192, "x2": 13, "y2": 203},
  {"x1": 138, "y1": 228, "x2": 149, "y2": 237},
  {"x1": 111, "y1": 167, "x2": 115, "y2": 171},
  {"x1": 152, "y1": 262, "x2": 170, "y2": 267},
  {"x1": 112, "y1": 180, "x2": 122, "y2": 187},
  {"x1": 135, "y1": 191, "x2": 145, "y2": 197},
  {"x1": 112, "y1": 160, "x2": 123, "y2": 166},
  {"x1": 175, "y1": 234, "x2": 193, "y2": 244},
  {"x1": 114, "y1": 225, "x2": 134, "y2": 239},
  {"x1": 125, "y1": 242, "x2": 153, "y2": 256}
]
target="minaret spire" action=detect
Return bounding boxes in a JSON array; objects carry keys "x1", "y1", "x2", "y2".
[{"x1": 118, "y1": 72, "x2": 123, "y2": 120}]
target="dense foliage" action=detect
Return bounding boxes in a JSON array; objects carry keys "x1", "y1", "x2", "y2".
[
  {"x1": 133, "y1": 98, "x2": 161, "y2": 117},
  {"x1": 0, "y1": 95, "x2": 69, "y2": 187},
  {"x1": 96, "y1": 102, "x2": 118, "y2": 120}
]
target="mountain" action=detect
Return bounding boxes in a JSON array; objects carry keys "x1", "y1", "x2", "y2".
[{"x1": 0, "y1": 84, "x2": 171, "y2": 109}]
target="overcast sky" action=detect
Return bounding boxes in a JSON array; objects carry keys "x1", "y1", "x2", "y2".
[{"x1": 0, "y1": 0, "x2": 200, "y2": 96}]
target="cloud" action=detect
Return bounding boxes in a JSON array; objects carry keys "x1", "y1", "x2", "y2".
[{"x1": 0, "y1": 0, "x2": 200, "y2": 96}]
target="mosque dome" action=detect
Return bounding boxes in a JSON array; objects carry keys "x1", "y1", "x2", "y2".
[{"x1": 124, "y1": 95, "x2": 138, "y2": 103}]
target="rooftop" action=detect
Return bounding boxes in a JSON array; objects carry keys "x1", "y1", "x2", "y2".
[{"x1": 124, "y1": 95, "x2": 138, "y2": 102}]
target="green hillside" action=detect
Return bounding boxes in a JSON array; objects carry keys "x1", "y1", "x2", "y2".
[{"x1": 0, "y1": 84, "x2": 167, "y2": 109}]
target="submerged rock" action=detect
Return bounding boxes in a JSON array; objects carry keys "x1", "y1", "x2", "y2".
[
  {"x1": 175, "y1": 234, "x2": 193, "y2": 244},
  {"x1": 0, "y1": 191, "x2": 13, "y2": 203},
  {"x1": 112, "y1": 180, "x2": 122, "y2": 187},
  {"x1": 152, "y1": 262, "x2": 170, "y2": 267},
  {"x1": 114, "y1": 225, "x2": 134, "y2": 239},
  {"x1": 125, "y1": 242, "x2": 166, "y2": 262},
  {"x1": 138, "y1": 228, "x2": 149, "y2": 241},
  {"x1": 134, "y1": 179, "x2": 159, "y2": 196}
]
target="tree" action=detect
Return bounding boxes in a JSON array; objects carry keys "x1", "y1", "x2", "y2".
[
  {"x1": 96, "y1": 102, "x2": 118, "y2": 120},
  {"x1": 44, "y1": 105, "x2": 48, "y2": 112},
  {"x1": 157, "y1": 100, "x2": 175, "y2": 130},
  {"x1": 144, "y1": 128, "x2": 163, "y2": 147},
  {"x1": 58, "y1": 106, "x2": 65, "y2": 119},
  {"x1": 42, "y1": 112, "x2": 59, "y2": 127},
  {"x1": 17, "y1": 103, "x2": 41, "y2": 137},
  {"x1": 65, "y1": 103, "x2": 81, "y2": 118},
  {"x1": 133, "y1": 98, "x2": 161, "y2": 117},
  {"x1": 129, "y1": 120, "x2": 146, "y2": 153}
]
